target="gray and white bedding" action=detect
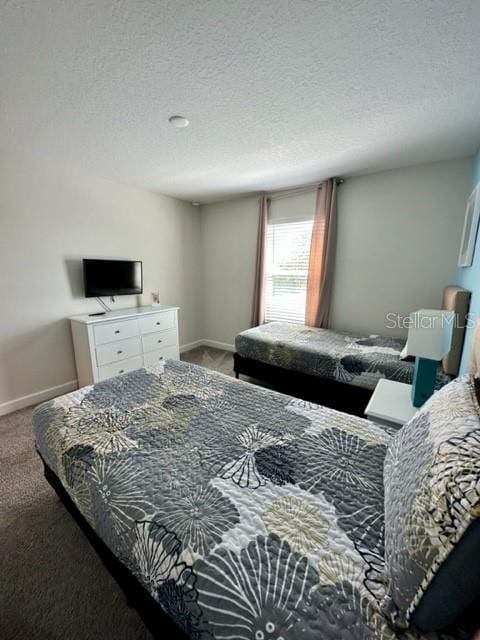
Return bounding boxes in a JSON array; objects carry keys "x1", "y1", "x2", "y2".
[
  {"x1": 235, "y1": 322, "x2": 451, "y2": 391},
  {"x1": 33, "y1": 361, "x2": 462, "y2": 639}
]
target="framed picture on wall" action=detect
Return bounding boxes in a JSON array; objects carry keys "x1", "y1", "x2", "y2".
[{"x1": 458, "y1": 182, "x2": 480, "y2": 267}]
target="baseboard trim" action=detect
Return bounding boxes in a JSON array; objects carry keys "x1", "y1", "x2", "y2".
[
  {"x1": 202, "y1": 339, "x2": 235, "y2": 352},
  {"x1": 179, "y1": 339, "x2": 205, "y2": 353},
  {"x1": 180, "y1": 339, "x2": 236, "y2": 353},
  {"x1": 0, "y1": 380, "x2": 78, "y2": 417}
]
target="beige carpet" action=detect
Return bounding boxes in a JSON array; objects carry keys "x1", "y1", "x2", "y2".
[
  {"x1": 0, "y1": 348, "x2": 236, "y2": 640},
  {"x1": 180, "y1": 346, "x2": 235, "y2": 376}
]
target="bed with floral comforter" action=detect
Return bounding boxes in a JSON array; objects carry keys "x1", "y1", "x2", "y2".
[
  {"x1": 235, "y1": 322, "x2": 450, "y2": 391},
  {"x1": 33, "y1": 360, "x2": 459, "y2": 639}
]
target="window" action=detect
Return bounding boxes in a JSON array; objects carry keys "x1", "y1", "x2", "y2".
[{"x1": 265, "y1": 219, "x2": 313, "y2": 323}]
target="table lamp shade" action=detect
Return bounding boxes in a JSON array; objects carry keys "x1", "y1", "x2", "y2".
[
  {"x1": 406, "y1": 310, "x2": 454, "y2": 408},
  {"x1": 406, "y1": 310, "x2": 454, "y2": 359}
]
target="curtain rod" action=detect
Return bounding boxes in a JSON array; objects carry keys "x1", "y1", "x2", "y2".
[{"x1": 268, "y1": 178, "x2": 344, "y2": 201}]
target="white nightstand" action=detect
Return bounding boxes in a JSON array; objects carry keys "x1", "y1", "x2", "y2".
[{"x1": 365, "y1": 379, "x2": 418, "y2": 428}]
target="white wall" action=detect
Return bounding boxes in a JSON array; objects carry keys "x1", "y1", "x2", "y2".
[
  {"x1": 200, "y1": 157, "x2": 472, "y2": 345},
  {"x1": 0, "y1": 156, "x2": 201, "y2": 412},
  {"x1": 200, "y1": 196, "x2": 259, "y2": 346},
  {"x1": 331, "y1": 157, "x2": 472, "y2": 336}
]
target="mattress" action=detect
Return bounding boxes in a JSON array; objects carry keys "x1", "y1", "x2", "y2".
[
  {"x1": 235, "y1": 322, "x2": 451, "y2": 391},
  {"x1": 33, "y1": 361, "x2": 457, "y2": 639}
]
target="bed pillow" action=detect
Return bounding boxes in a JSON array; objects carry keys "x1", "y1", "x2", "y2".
[{"x1": 382, "y1": 375, "x2": 480, "y2": 631}]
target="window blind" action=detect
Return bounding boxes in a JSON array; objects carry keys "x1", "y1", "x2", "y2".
[{"x1": 265, "y1": 219, "x2": 313, "y2": 324}]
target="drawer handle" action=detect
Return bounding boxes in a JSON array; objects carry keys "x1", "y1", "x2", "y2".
[
  {"x1": 157, "y1": 339, "x2": 162, "y2": 344},
  {"x1": 115, "y1": 330, "x2": 121, "y2": 334},
  {"x1": 117, "y1": 350, "x2": 123, "y2": 354},
  {"x1": 119, "y1": 369, "x2": 125, "y2": 374},
  {"x1": 156, "y1": 321, "x2": 161, "y2": 326}
]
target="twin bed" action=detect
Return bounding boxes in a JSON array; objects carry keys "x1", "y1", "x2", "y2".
[
  {"x1": 234, "y1": 286, "x2": 470, "y2": 414},
  {"x1": 34, "y1": 352, "x2": 480, "y2": 639}
]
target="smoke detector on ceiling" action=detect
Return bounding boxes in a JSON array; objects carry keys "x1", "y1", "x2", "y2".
[{"x1": 168, "y1": 115, "x2": 189, "y2": 128}]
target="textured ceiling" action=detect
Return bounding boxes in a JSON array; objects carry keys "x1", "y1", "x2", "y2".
[{"x1": 1, "y1": 0, "x2": 480, "y2": 202}]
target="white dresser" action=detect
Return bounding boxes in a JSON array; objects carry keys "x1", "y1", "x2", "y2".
[{"x1": 70, "y1": 306, "x2": 180, "y2": 387}]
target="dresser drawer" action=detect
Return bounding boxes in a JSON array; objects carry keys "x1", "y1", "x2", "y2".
[
  {"x1": 98, "y1": 355, "x2": 143, "y2": 381},
  {"x1": 94, "y1": 319, "x2": 139, "y2": 345},
  {"x1": 142, "y1": 329, "x2": 178, "y2": 353},
  {"x1": 96, "y1": 337, "x2": 142, "y2": 367},
  {"x1": 139, "y1": 311, "x2": 175, "y2": 335},
  {"x1": 143, "y1": 346, "x2": 179, "y2": 367}
]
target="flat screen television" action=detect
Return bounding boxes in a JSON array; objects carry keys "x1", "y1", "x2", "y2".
[{"x1": 83, "y1": 259, "x2": 143, "y2": 297}]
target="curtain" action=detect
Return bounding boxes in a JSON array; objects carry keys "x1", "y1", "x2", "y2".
[
  {"x1": 251, "y1": 195, "x2": 270, "y2": 327},
  {"x1": 305, "y1": 178, "x2": 338, "y2": 328}
]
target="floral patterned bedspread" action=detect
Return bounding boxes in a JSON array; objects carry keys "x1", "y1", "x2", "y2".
[
  {"x1": 235, "y1": 322, "x2": 451, "y2": 391},
  {"x1": 33, "y1": 361, "x2": 457, "y2": 639}
]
